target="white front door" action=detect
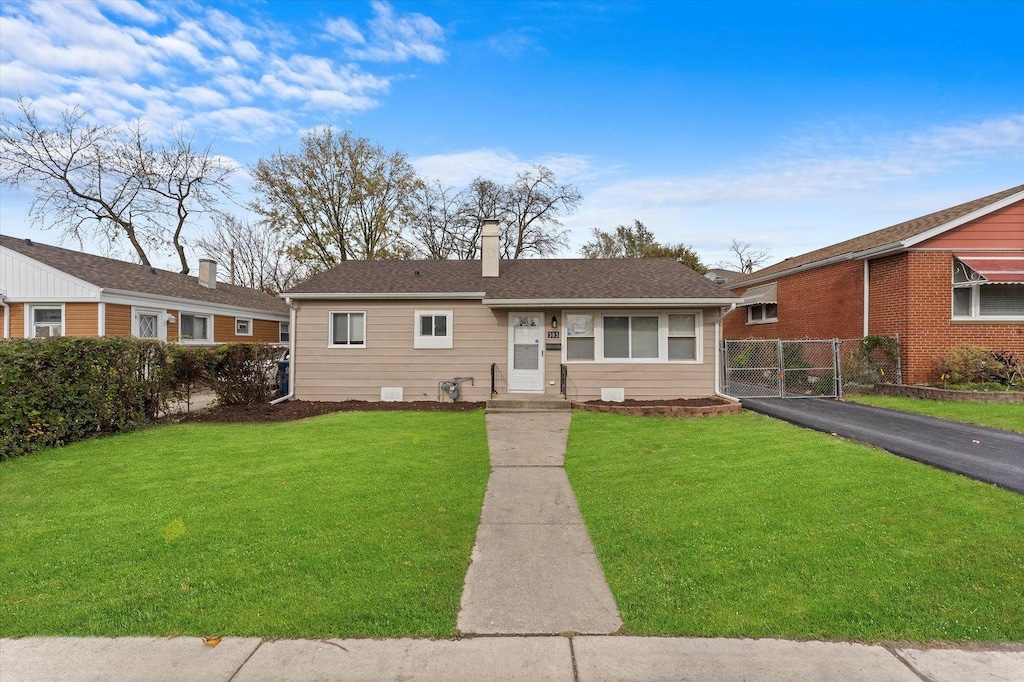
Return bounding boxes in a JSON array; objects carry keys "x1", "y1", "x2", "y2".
[{"x1": 507, "y1": 312, "x2": 545, "y2": 392}]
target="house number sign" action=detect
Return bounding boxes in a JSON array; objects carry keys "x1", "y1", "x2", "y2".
[{"x1": 547, "y1": 331, "x2": 559, "y2": 339}]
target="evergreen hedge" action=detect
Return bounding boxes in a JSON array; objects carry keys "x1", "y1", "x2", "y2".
[{"x1": 0, "y1": 338, "x2": 281, "y2": 459}]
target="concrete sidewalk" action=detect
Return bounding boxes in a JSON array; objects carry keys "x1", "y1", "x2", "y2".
[
  {"x1": 3, "y1": 635, "x2": 1022, "y2": 681},
  {"x1": 456, "y1": 412, "x2": 622, "y2": 635}
]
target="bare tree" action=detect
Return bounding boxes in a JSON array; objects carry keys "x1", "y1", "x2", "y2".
[
  {"x1": 502, "y1": 165, "x2": 580, "y2": 258},
  {"x1": 0, "y1": 100, "x2": 157, "y2": 264},
  {"x1": 406, "y1": 180, "x2": 471, "y2": 259},
  {"x1": 719, "y1": 238, "x2": 773, "y2": 273},
  {"x1": 250, "y1": 126, "x2": 422, "y2": 271},
  {"x1": 0, "y1": 99, "x2": 232, "y2": 272},
  {"x1": 132, "y1": 127, "x2": 234, "y2": 274},
  {"x1": 195, "y1": 215, "x2": 305, "y2": 294}
]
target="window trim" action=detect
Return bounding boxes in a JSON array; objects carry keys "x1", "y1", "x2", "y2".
[
  {"x1": 328, "y1": 310, "x2": 367, "y2": 349},
  {"x1": 235, "y1": 317, "x2": 253, "y2": 337},
  {"x1": 413, "y1": 310, "x2": 453, "y2": 349},
  {"x1": 132, "y1": 306, "x2": 166, "y2": 341},
  {"x1": 29, "y1": 304, "x2": 64, "y2": 338},
  {"x1": 746, "y1": 303, "x2": 778, "y2": 325},
  {"x1": 178, "y1": 311, "x2": 213, "y2": 344},
  {"x1": 279, "y1": 320, "x2": 290, "y2": 344},
  {"x1": 561, "y1": 309, "x2": 703, "y2": 364},
  {"x1": 951, "y1": 283, "x2": 1024, "y2": 322}
]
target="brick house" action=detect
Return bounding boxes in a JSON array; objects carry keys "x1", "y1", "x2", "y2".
[
  {"x1": 723, "y1": 184, "x2": 1024, "y2": 384},
  {"x1": 1, "y1": 236, "x2": 289, "y2": 344}
]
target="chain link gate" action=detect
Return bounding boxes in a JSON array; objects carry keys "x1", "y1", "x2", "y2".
[{"x1": 722, "y1": 336, "x2": 901, "y2": 399}]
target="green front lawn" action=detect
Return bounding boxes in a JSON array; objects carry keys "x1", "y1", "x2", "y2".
[
  {"x1": 846, "y1": 395, "x2": 1024, "y2": 433},
  {"x1": 565, "y1": 411, "x2": 1024, "y2": 642},
  {"x1": 0, "y1": 411, "x2": 490, "y2": 639}
]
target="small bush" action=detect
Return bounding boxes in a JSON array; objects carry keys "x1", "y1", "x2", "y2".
[
  {"x1": 209, "y1": 343, "x2": 278, "y2": 406},
  {"x1": 933, "y1": 345, "x2": 1020, "y2": 388},
  {"x1": 163, "y1": 344, "x2": 216, "y2": 411}
]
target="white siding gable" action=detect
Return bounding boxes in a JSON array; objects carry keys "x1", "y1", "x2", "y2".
[{"x1": 0, "y1": 247, "x2": 100, "y2": 300}]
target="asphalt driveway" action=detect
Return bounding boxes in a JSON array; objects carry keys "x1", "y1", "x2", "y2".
[{"x1": 741, "y1": 398, "x2": 1024, "y2": 494}]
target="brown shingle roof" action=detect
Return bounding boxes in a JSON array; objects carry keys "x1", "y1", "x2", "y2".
[
  {"x1": 1, "y1": 235, "x2": 288, "y2": 315},
  {"x1": 730, "y1": 184, "x2": 1024, "y2": 286},
  {"x1": 286, "y1": 258, "x2": 737, "y2": 301}
]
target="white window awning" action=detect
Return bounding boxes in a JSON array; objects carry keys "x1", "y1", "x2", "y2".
[
  {"x1": 956, "y1": 253, "x2": 1024, "y2": 285},
  {"x1": 739, "y1": 282, "x2": 777, "y2": 307}
]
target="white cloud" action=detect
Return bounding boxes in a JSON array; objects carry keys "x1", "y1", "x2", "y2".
[
  {"x1": 340, "y1": 1, "x2": 445, "y2": 63},
  {"x1": 325, "y1": 16, "x2": 365, "y2": 45},
  {"x1": 0, "y1": 0, "x2": 445, "y2": 141}
]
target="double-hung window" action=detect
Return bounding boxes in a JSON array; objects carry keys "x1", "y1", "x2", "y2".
[
  {"x1": 32, "y1": 306, "x2": 63, "y2": 338},
  {"x1": 747, "y1": 303, "x2": 778, "y2": 324},
  {"x1": 565, "y1": 314, "x2": 595, "y2": 360},
  {"x1": 562, "y1": 311, "x2": 702, "y2": 363},
  {"x1": 414, "y1": 310, "x2": 453, "y2": 349},
  {"x1": 952, "y1": 258, "x2": 1024, "y2": 320},
  {"x1": 179, "y1": 313, "x2": 212, "y2": 342},
  {"x1": 279, "y1": 321, "x2": 290, "y2": 343},
  {"x1": 330, "y1": 311, "x2": 366, "y2": 347}
]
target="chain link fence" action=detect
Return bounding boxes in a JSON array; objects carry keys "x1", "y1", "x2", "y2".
[{"x1": 722, "y1": 335, "x2": 901, "y2": 399}]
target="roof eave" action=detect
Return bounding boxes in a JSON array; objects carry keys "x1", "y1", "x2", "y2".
[
  {"x1": 101, "y1": 288, "x2": 288, "y2": 318},
  {"x1": 283, "y1": 291, "x2": 487, "y2": 300},
  {"x1": 483, "y1": 297, "x2": 738, "y2": 307}
]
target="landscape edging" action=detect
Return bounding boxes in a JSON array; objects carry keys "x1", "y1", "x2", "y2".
[{"x1": 875, "y1": 383, "x2": 1024, "y2": 403}]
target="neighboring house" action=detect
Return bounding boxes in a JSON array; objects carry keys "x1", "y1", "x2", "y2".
[
  {"x1": 722, "y1": 184, "x2": 1024, "y2": 384},
  {"x1": 1, "y1": 235, "x2": 289, "y2": 344},
  {"x1": 705, "y1": 268, "x2": 744, "y2": 285},
  {"x1": 282, "y1": 221, "x2": 738, "y2": 402}
]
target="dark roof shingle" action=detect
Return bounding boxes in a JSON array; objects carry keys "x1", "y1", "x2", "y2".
[
  {"x1": 286, "y1": 258, "x2": 736, "y2": 301},
  {"x1": 731, "y1": 184, "x2": 1024, "y2": 286},
  {"x1": 1, "y1": 235, "x2": 288, "y2": 315}
]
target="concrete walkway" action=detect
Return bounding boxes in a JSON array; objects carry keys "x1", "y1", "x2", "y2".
[
  {"x1": 3, "y1": 635, "x2": 1022, "y2": 681},
  {"x1": 456, "y1": 412, "x2": 622, "y2": 635}
]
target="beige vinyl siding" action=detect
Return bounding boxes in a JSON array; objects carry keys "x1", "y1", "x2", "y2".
[
  {"x1": 294, "y1": 300, "x2": 507, "y2": 402},
  {"x1": 294, "y1": 300, "x2": 720, "y2": 402},
  {"x1": 561, "y1": 307, "x2": 719, "y2": 400}
]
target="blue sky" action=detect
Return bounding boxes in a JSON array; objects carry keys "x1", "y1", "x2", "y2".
[{"x1": 1, "y1": 0, "x2": 1022, "y2": 270}]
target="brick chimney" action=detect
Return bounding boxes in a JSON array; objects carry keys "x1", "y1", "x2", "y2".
[
  {"x1": 481, "y1": 219, "x2": 500, "y2": 278},
  {"x1": 198, "y1": 259, "x2": 217, "y2": 289}
]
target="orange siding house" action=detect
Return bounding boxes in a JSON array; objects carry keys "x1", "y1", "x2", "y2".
[{"x1": 1, "y1": 237, "x2": 289, "y2": 344}]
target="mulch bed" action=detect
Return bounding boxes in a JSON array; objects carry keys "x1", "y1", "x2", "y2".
[
  {"x1": 180, "y1": 400, "x2": 485, "y2": 423},
  {"x1": 580, "y1": 397, "x2": 731, "y2": 407}
]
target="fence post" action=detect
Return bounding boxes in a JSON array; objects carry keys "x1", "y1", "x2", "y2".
[
  {"x1": 894, "y1": 333, "x2": 903, "y2": 385},
  {"x1": 776, "y1": 339, "x2": 785, "y2": 398},
  {"x1": 834, "y1": 339, "x2": 843, "y2": 399}
]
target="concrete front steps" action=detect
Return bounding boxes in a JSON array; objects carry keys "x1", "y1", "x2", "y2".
[{"x1": 486, "y1": 393, "x2": 571, "y2": 413}]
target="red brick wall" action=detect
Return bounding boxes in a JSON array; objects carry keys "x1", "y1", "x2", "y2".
[
  {"x1": 724, "y1": 260, "x2": 864, "y2": 340},
  {"x1": 896, "y1": 251, "x2": 1024, "y2": 384}
]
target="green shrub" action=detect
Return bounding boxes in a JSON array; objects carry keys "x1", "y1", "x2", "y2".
[
  {"x1": 0, "y1": 337, "x2": 166, "y2": 459},
  {"x1": 934, "y1": 345, "x2": 1009, "y2": 386},
  {"x1": 163, "y1": 344, "x2": 216, "y2": 411},
  {"x1": 209, "y1": 343, "x2": 277, "y2": 406}
]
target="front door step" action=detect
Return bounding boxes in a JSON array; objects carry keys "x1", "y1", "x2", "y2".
[{"x1": 486, "y1": 394, "x2": 571, "y2": 413}]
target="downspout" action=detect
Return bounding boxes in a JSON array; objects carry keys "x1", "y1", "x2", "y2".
[
  {"x1": 715, "y1": 303, "x2": 740, "y2": 402},
  {"x1": 863, "y1": 259, "x2": 870, "y2": 337},
  {"x1": 269, "y1": 298, "x2": 297, "y2": 404},
  {"x1": 1, "y1": 293, "x2": 9, "y2": 339}
]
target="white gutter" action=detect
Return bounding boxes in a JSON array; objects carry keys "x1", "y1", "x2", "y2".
[
  {"x1": 483, "y1": 297, "x2": 739, "y2": 307},
  {"x1": 284, "y1": 291, "x2": 486, "y2": 300},
  {"x1": 1, "y1": 293, "x2": 9, "y2": 339},
  {"x1": 269, "y1": 298, "x2": 297, "y2": 405},
  {"x1": 714, "y1": 304, "x2": 741, "y2": 403}
]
